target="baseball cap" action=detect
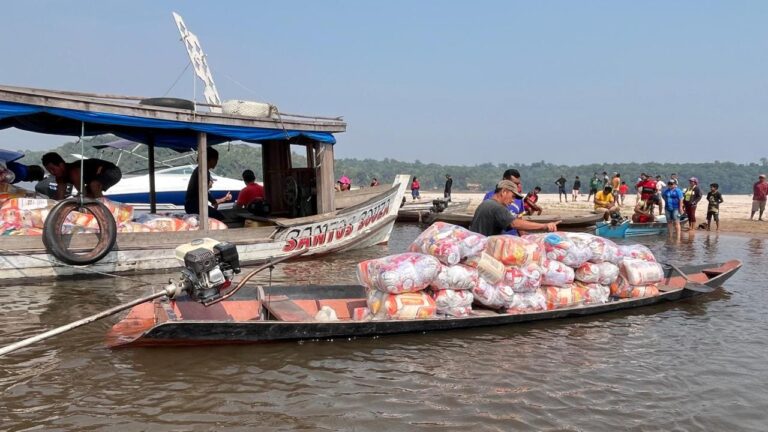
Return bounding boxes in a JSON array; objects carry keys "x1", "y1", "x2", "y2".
[
  {"x1": 760, "y1": 174, "x2": 766, "y2": 179},
  {"x1": 689, "y1": 177, "x2": 698, "y2": 183},
  {"x1": 497, "y1": 180, "x2": 524, "y2": 197}
]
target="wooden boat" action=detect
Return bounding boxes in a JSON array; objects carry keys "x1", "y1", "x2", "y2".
[
  {"x1": 430, "y1": 212, "x2": 604, "y2": 231},
  {"x1": 0, "y1": 83, "x2": 410, "y2": 281},
  {"x1": 106, "y1": 259, "x2": 741, "y2": 347},
  {"x1": 595, "y1": 219, "x2": 668, "y2": 238},
  {"x1": 397, "y1": 199, "x2": 470, "y2": 223}
]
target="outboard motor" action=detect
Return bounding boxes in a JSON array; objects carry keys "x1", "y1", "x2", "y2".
[
  {"x1": 609, "y1": 211, "x2": 623, "y2": 226},
  {"x1": 169, "y1": 238, "x2": 241, "y2": 302},
  {"x1": 430, "y1": 199, "x2": 449, "y2": 214}
]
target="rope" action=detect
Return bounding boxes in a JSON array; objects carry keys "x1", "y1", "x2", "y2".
[
  {"x1": 162, "y1": 61, "x2": 192, "y2": 97},
  {"x1": 0, "y1": 246, "x2": 154, "y2": 286}
]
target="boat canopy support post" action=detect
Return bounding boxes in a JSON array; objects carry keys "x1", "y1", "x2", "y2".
[
  {"x1": 315, "y1": 143, "x2": 334, "y2": 213},
  {"x1": 148, "y1": 136, "x2": 157, "y2": 214},
  {"x1": 197, "y1": 132, "x2": 208, "y2": 231}
]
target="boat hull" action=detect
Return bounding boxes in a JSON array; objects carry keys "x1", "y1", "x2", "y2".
[
  {"x1": 106, "y1": 260, "x2": 741, "y2": 347},
  {"x1": 596, "y1": 220, "x2": 668, "y2": 238}
]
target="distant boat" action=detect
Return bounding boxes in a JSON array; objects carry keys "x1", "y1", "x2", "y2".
[{"x1": 104, "y1": 164, "x2": 246, "y2": 209}]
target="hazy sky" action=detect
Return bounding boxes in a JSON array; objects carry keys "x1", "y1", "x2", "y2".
[{"x1": 1, "y1": 1, "x2": 766, "y2": 165}]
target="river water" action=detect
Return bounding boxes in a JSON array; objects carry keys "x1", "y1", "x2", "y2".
[{"x1": 1, "y1": 224, "x2": 766, "y2": 431}]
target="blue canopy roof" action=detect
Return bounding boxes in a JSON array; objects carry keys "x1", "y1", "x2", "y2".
[
  {"x1": 0, "y1": 100, "x2": 336, "y2": 150},
  {"x1": 0, "y1": 149, "x2": 23, "y2": 163}
]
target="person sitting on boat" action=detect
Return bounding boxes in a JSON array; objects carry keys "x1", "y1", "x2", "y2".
[
  {"x1": 469, "y1": 180, "x2": 558, "y2": 236},
  {"x1": 336, "y1": 175, "x2": 351, "y2": 192},
  {"x1": 184, "y1": 147, "x2": 230, "y2": 221},
  {"x1": 483, "y1": 169, "x2": 525, "y2": 234},
  {"x1": 0, "y1": 160, "x2": 45, "y2": 184},
  {"x1": 594, "y1": 185, "x2": 619, "y2": 221},
  {"x1": 524, "y1": 186, "x2": 543, "y2": 216},
  {"x1": 41, "y1": 152, "x2": 122, "y2": 199},
  {"x1": 632, "y1": 199, "x2": 655, "y2": 223},
  {"x1": 370, "y1": 178, "x2": 379, "y2": 187},
  {"x1": 234, "y1": 169, "x2": 265, "y2": 209}
]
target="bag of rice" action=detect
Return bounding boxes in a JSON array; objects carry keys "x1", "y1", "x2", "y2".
[
  {"x1": 503, "y1": 262, "x2": 543, "y2": 293},
  {"x1": 543, "y1": 284, "x2": 588, "y2": 310},
  {"x1": 357, "y1": 253, "x2": 441, "y2": 294},
  {"x1": 409, "y1": 221, "x2": 487, "y2": 265},
  {"x1": 472, "y1": 277, "x2": 515, "y2": 309},
  {"x1": 430, "y1": 263, "x2": 479, "y2": 291},
  {"x1": 540, "y1": 259, "x2": 575, "y2": 287},
  {"x1": 620, "y1": 258, "x2": 664, "y2": 285},
  {"x1": 506, "y1": 289, "x2": 547, "y2": 314},
  {"x1": 484, "y1": 235, "x2": 541, "y2": 266},
  {"x1": 429, "y1": 289, "x2": 474, "y2": 317},
  {"x1": 366, "y1": 289, "x2": 437, "y2": 320}
]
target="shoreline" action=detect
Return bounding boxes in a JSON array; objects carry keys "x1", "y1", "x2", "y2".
[{"x1": 413, "y1": 191, "x2": 768, "y2": 236}]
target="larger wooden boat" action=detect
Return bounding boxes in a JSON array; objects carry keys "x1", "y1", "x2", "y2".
[
  {"x1": 0, "y1": 84, "x2": 410, "y2": 281},
  {"x1": 106, "y1": 259, "x2": 741, "y2": 347}
]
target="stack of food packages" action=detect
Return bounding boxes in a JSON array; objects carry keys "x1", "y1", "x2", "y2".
[
  {"x1": 0, "y1": 188, "x2": 227, "y2": 235},
  {"x1": 354, "y1": 222, "x2": 665, "y2": 321}
]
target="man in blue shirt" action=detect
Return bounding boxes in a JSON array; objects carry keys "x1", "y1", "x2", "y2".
[
  {"x1": 483, "y1": 169, "x2": 525, "y2": 235},
  {"x1": 662, "y1": 180, "x2": 684, "y2": 237}
]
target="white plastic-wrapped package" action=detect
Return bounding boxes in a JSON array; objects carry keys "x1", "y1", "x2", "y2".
[
  {"x1": 484, "y1": 235, "x2": 542, "y2": 266},
  {"x1": 357, "y1": 253, "x2": 441, "y2": 294},
  {"x1": 620, "y1": 258, "x2": 664, "y2": 286},
  {"x1": 503, "y1": 262, "x2": 543, "y2": 293},
  {"x1": 575, "y1": 261, "x2": 620, "y2": 286},
  {"x1": 430, "y1": 263, "x2": 479, "y2": 291},
  {"x1": 96, "y1": 197, "x2": 134, "y2": 224},
  {"x1": 408, "y1": 221, "x2": 487, "y2": 265},
  {"x1": 366, "y1": 289, "x2": 437, "y2": 320},
  {"x1": 540, "y1": 259, "x2": 575, "y2": 287},
  {"x1": 524, "y1": 232, "x2": 591, "y2": 267},
  {"x1": 430, "y1": 289, "x2": 474, "y2": 317},
  {"x1": 610, "y1": 276, "x2": 661, "y2": 299},
  {"x1": 472, "y1": 278, "x2": 515, "y2": 309},
  {"x1": 506, "y1": 289, "x2": 547, "y2": 314},
  {"x1": 464, "y1": 251, "x2": 506, "y2": 284},
  {"x1": 575, "y1": 281, "x2": 610, "y2": 304},
  {"x1": 617, "y1": 244, "x2": 656, "y2": 262},
  {"x1": 543, "y1": 284, "x2": 588, "y2": 310},
  {"x1": 567, "y1": 233, "x2": 620, "y2": 263}
]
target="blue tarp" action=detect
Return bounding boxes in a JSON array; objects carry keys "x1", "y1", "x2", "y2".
[
  {"x1": 0, "y1": 149, "x2": 24, "y2": 163},
  {"x1": 0, "y1": 101, "x2": 337, "y2": 150}
]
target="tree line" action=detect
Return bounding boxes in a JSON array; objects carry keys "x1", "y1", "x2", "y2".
[{"x1": 16, "y1": 137, "x2": 766, "y2": 195}]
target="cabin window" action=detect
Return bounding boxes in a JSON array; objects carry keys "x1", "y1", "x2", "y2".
[{"x1": 290, "y1": 144, "x2": 310, "y2": 168}]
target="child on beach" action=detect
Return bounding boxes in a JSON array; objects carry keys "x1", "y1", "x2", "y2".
[
  {"x1": 706, "y1": 183, "x2": 723, "y2": 231},
  {"x1": 618, "y1": 181, "x2": 629, "y2": 205}
]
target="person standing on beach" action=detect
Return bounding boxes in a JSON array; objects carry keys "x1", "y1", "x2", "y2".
[
  {"x1": 555, "y1": 175, "x2": 568, "y2": 202},
  {"x1": 611, "y1": 173, "x2": 621, "y2": 202},
  {"x1": 618, "y1": 181, "x2": 629, "y2": 206},
  {"x1": 572, "y1": 176, "x2": 581, "y2": 202},
  {"x1": 655, "y1": 175, "x2": 665, "y2": 215},
  {"x1": 587, "y1": 173, "x2": 600, "y2": 202},
  {"x1": 683, "y1": 177, "x2": 702, "y2": 230},
  {"x1": 706, "y1": 183, "x2": 723, "y2": 231},
  {"x1": 410, "y1": 176, "x2": 421, "y2": 201},
  {"x1": 662, "y1": 180, "x2": 684, "y2": 237},
  {"x1": 751, "y1": 174, "x2": 768, "y2": 221},
  {"x1": 444, "y1": 174, "x2": 453, "y2": 202}
]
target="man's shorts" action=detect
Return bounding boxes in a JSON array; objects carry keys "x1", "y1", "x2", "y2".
[
  {"x1": 665, "y1": 208, "x2": 680, "y2": 221},
  {"x1": 752, "y1": 200, "x2": 766, "y2": 213},
  {"x1": 572, "y1": 189, "x2": 580, "y2": 195},
  {"x1": 707, "y1": 210, "x2": 719, "y2": 222},
  {"x1": 95, "y1": 166, "x2": 122, "y2": 192}
]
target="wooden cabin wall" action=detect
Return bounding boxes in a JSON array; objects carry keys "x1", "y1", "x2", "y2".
[
  {"x1": 315, "y1": 143, "x2": 335, "y2": 214},
  {"x1": 262, "y1": 143, "x2": 293, "y2": 215}
]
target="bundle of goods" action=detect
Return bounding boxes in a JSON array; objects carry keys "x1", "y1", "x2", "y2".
[
  {"x1": 610, "y1": 275, "x2": 660, "y2": 299},
  {"x1": 124, "y1": 213, "x2": 228, "y2": 233},
  {"x1": 472, "y1": 277, "x2": 516, "y2": 309},
  {"x1": 366, "y1": 290, "x2": 437, "y2": 320},
  {"x1": 543, "y1": 284, "x2": 589, "y2": 310},
  {"x1": 606, "y1": 258, "x2": 664, "y2": 299},
  {"x1": 566, "y1": 232, "x2": 620, "y2": 264},
  {"x1": 485, "y1": 235, "x2": 541, "y2": 266},
  {"x1": 97, "y1": 198, "x2": 134, "y2": 225},
  {"x1": 409, "y1": 221, "x2": 486, "y2": 265},
  {"x1": 429, "y1": 289, "x2": 473, "y2": 317},
  {"x1": 430, "y1": 263, "x2": 478, "y2": 291},
  {"x1": 574, "y1": 261, "x2": 620, "y2": 286},
  {"x1": 358, "y1": 253, "x2": 439, "y2": 320},
  {"x1": 616, "y1": 244, "x2": 656, "y2": 263},
  {"x1": 0, "y1": 183, "x2": 35, "y2": 204},
  {"x1": 523, "y1": 232, "x2": 591, "y2": 267},
  {"x1": 503, "y1": 262, "x2": 543, "y2": 293},
  {"x1": 540, "y1": 259, "x2": 575, "y2": 287},
  {"x1": 0, "y1": 198, "x2": 55, "y2": 234},
  {"x1": 506, "y1": 289, "x2": 547, "y2": 314}
]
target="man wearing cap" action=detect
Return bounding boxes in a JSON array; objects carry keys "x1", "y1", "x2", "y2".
[
  {"x1": 483, "y1": 169, "x2": 525, "y2": 235},
  {"x1": 470, "y1": 180, "x2": 559, "y2": 236},
  {"x1": 682, "y1": 177, "x2": 702, "y2": 230},
  {"x1": 751, "y1": 174, "x2": 768, "y2": 221},
  {"x1": 593, "y1": 185, "x2": 619, "y2": 221},
  {"x1": 662, "y1": 179, "x2": 684, "y2": 237}
]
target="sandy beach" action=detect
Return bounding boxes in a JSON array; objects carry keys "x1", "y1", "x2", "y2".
[{"x1": 414, "y1": 191, "x2": 768, "y2": 236}]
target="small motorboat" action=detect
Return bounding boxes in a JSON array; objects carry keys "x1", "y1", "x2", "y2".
[
  {"x1": 105, "y1": 250, "x2": 742, "y2": 348},
  {"x1": 595, "y1": 219, "x2": 668, "y2": 238},
  {"x1": 397, "y1": 199, "x2": 470, "y2": 223}
]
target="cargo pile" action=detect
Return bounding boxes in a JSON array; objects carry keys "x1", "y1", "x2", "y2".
[
  {"x1": 0, "y1": 184, "x2": 227, "y2": 235},
  {"x1": 353, "y1": 222, "x2": 666, "y2": 321}
]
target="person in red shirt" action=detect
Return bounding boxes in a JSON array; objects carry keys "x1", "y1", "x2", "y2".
[
  {"x1": 618, "y1": 181, "x2": 629, "y2": 205},
  {"x1": 524, "y1": 186, "x2": 542, "y2": 215},
  {"x1": 235, "y1": 169, "x2": 265, "y2": 209},
  {"x1": 752, "y1": 174, "x2": 768, "y2": 221}
]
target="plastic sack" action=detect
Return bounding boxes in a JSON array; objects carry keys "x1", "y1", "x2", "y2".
[
  {"x1": 0, "y1": 208, "x2": 49, "y2": 229},
  {"x1": 0, "y1": 198, "x2": 53, "y2": 211},
  {"x1": 620, "y1": 258, "x2": 664, "y2": 286},
  {"x1": 544, "y1": 285, "x2": 588, "y2": 310},
  {"x1": 524, "y1": 232, "x2": 591, "y2": 267},
  {"x1": 176, "y1": 214, "x2": 228, "y2": 230},
  {"x1": 65, "y1": 211, "x2": 100, "y2": 230},
  {"x1": 566, "y1": 233, "x2": 620, "y2": 263},
  {"x1": 4, "y1": 227, "x2": 43, "y2": 236},
  {"x1": 503, "y1": 262, "x2": 543, "y2": 293},
  {"x1": 574, "y1": 281, "x2": 610, "y2": 304},
  {"x1": 357, "y1": 252, "x2": 441, "y2": 294},
  {"x1": 611, "y1": 276, "x2": 660, "y2": 299},
  {"x1": 135, "y1": 214, "x2": 189, "y2": 232},
  {"x1": 506, "y1": 289, "x2": 547, "y2": 314},
  {"x1": 617, "y1": 244, "x2": 656, "y2": 262},
  {"x1": 464, "y1": 251, "x2": 506, "y2": 284},
  {"x1": 540, "y1": 259, "x2": 575, "y2": 287},
  {"x1": 97, "y1": 197, "x2": 134, "y2": 224},
  {"x1": 484, "y1": 235, "x2": 541, "y2": 266},
  {"x1": 575, "y1": 261, "x2": 619, "y2": 286},
  {"x1": 430, "y1": 264, "x2": 479, "y2": 291},
  {"x1": 408, "y1": 221, "x2": 487, "y2": 265},
  {"x1": 118, "y1": 222, "x2": 156, "y2": 233},
  {"x1": 366, "y1": 289, "x2": 437, "y2": 320},
  {"x1": 314, "y1": 305, "x2": 339, "y2": 322},
  {"x1": 472, "y1": 278, "x2": 516, "y2": 309},
  {"x1": 430, "y1": 289, "x2": 474, "y2": 317}
]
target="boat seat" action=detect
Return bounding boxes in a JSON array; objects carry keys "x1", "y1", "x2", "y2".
[
  {"x1": 702, "y1": 264, "x2": 729, "y2": 277},
  {"x1": 263, "y1": 296, "x2": 315, "y2": 322}
]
